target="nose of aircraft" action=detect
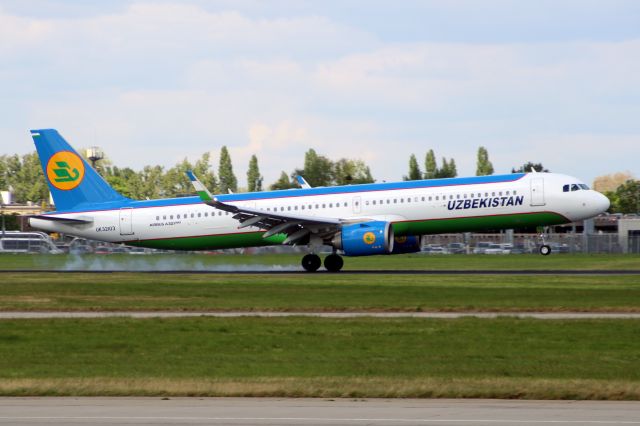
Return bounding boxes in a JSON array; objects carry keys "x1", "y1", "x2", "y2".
[{"x1": 594, "y1": 191, "x2": 610, "y2": 214}]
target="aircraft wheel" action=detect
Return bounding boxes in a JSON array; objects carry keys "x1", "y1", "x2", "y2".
[
  {"x1": 539, "y1": 245, "x2": 551, "y2": 256},
  {"x1": 301, "y1": 254, "x2": 322, "y2": 272},
  {"x1": 324, "y1": 254, "x2": 344, "y2": 272}
]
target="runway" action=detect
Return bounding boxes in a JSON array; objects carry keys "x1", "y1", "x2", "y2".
[
  {"x1": 1, "y1": 311, "x2": 639, "y2": 319},
  {"x1": 1, "y1": 269, "x2": 639, "y2": 275},
  {"x1": 1, "y1": 397, "x2": 639, "y2": 425}
]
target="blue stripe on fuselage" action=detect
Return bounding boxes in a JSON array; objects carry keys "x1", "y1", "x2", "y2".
[{"x1": 44, "y1": 173, "x2": 526, "y2": 214}]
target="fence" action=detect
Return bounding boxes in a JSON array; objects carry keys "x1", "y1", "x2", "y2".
[{"x1": 421, "y1": 233, "x2": 640, "y2": 254}]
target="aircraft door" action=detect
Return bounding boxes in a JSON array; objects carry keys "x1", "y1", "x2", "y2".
[
  {"x1": 119, "y1": 207, "x2": 134, "y2": 235},
  {"x1": 530, "y1": 178, "x2": 546, "y2": 206},
  {"x1": 352, "y1": 196, "x2": 361, "y2": 214}
]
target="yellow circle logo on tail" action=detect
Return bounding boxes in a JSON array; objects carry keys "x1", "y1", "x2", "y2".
[
  {"x1": 363, "y1": 231, "x2": 376, "y2": 245},
  {"x1": 46, "y1": 151, "x2": 85, "y2": 191}
]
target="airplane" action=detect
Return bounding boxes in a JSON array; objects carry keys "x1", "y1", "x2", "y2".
[{"x1": 28, "y1": 129, "x2": 610, "y2": 272}]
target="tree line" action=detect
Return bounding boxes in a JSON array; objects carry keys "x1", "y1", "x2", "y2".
[
  {"x1": 0, "y1": 147, "x2": 374, "y2": 204},
  {"x1": 1, "y1": 146, "x2": 638, "y2": 214}
]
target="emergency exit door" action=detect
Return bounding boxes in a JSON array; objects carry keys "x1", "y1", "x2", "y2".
[
  {"x1": 530, "y1": 178, "x2": 546, "y2": 206},
  {"x1": 119, "y1": 207, "x2": 134, "y2": 235}
]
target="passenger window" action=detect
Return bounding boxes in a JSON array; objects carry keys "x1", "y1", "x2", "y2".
[
  {"x1": 156, "y1": 216, "x2": 159, "y2": 221},
  {"x1": 563, "y1": 185, "x2": 570, "y2": 192},
  {"x1": 205, "y1": 212, "x2": 208, "y2": 217},
  {"x1": 435, "y1": 196, "x2": 439, "y2": 201},
  {"x1": 457, "y1": 194, "x2": 460, "y2": 199},
  {"x1": 197, "y1": 213, "x2": 201, "y2": 218},
  {"x1": 422, "y1": 197, "x2": 425, "y2": 201},
  {"x1": 372, "y1": 200, "x2": 376, "y2": 205},
  {"x1": 329, "y1": 203, "x2": 333, "y2": 208},
  {"x1": 170, "y1": 215, "x2": 174, "y2": 220}
]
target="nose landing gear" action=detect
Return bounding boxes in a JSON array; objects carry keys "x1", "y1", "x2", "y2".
[{"x1": 538, "y1": 226, "x2": 551, "y2": 256}]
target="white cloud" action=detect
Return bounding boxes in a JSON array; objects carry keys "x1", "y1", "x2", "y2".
[{"x1": 1, "y1": 2, "x2": 639, "y2": 187}]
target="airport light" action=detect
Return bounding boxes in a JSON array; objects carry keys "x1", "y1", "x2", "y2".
[{"x1": 86, "y1": 146, "x2": 104, "y2": 169}]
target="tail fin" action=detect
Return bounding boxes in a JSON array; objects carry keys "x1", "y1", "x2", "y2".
[{"x1": 31, "y1": 129, "x2": 129, "y2": 211}]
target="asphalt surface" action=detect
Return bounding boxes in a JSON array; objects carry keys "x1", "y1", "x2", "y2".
[
  {"x1": 1, "y1": 311, "x2": 640, "y2": 319},
  {"x1": 1, "y1": 398, "x2": 639, "y2": 425},
  {"x1": 1, "y1": 269, "x2": 639, "y2": 275}
]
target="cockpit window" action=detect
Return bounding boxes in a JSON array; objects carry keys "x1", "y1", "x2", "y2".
[
  {"x1": 563, "y1": 184, "x2": 570, "y2": 192},
  {"x1": 571, "y1": 184, "x2": 580, "y2": 191},
  {"x1": 579, "y1": 184, "x2": 589, "y2": 190}
]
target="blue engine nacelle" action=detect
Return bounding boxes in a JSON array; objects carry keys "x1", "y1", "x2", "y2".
[
  {"x1": 333, "y1": 221, "x2": 393, "y2": 256},
  {"x1": 390, "y1": 235, "x2": 421, "y2": 254},
  {"x1": 332, "y1": 221, "x2": 422, "y2": 256}
]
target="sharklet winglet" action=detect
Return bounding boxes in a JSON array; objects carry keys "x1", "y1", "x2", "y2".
[{"x1": 186, "y1": 170, "x2": 214, "y2": 202}]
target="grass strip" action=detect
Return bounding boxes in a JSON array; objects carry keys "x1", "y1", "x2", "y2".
[
  {"x1": 0, "y1": 253, "x2": 639, "y2": 271},
  {"x1": 1, "y1": 273, "x2": 640, "y2": 312},
  {"x1": 1, "y1": 377, "x2": 639, "y2": 400},
  {"x1": 0, "y1": 317, "x2": 639, "y2": 399}
]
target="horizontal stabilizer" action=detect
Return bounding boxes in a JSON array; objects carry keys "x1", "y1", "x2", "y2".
[{"x1": 30, "y1": 215, "x2": 94, "y2": 224}]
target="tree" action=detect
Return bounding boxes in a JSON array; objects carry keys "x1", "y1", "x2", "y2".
[
  {"x1": 193, "y1": 152, "x2": 217, "y2": 194},
  {"x1": 139, "y1": 165, "x2": 165, "y2": 199},
  {"x1": 333, "y1": 159, "x2": 374, "y2": 185},
  {"x1": 218, "y1": 146, "x2": 237, "y2": 194},
  {"x1": 8, "y1": 153, "x2": 49, "y2": 204},
  {"x1": 614, "y1": 180, "x2": 640, "y2": 214},
  {"x1": 593, "y1": 172, "x2": 635, "y2": 193},
  {"x1": 162, "y1": 158, "x2": 195, "y2": 197},
  {"x1": 404, "y1": 154, "x2": 422, "y2": 181},
  {"x1": 294, "y1": 149, "x2": 333, "y2": 187},
  {"x1": 270, "y1": 171, "x2": 297, "y2": 190},
  {"x1": 424, "y1": 150, "x2": 437, "y2": 179},
  {"x1": 511, "y1": 162, "x2": 549, "y2": 173},
  {"x1": 104, "y1": 166, "x2": 143, "y2": 199},
  {"x1": 435, "y1": 157, "x2": 457, "y2": 178},
  {"x1": 247, "y1": 155, "x2": 263, "y2": 192},
  {"x1": 475, "y1": 147, "x2": 494, "y2": 176}
]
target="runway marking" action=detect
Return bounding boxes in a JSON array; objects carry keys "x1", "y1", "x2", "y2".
[
  {"x1": 0, "y1": 416, "x2": 638, "y2": 424},
  {"x1": 1, "y1": 311, "x2": 640, "y2": 319}
]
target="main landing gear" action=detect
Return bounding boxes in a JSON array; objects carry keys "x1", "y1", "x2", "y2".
[{"x1": 301, "y1": 253, "x2": 344, "y2": 272}]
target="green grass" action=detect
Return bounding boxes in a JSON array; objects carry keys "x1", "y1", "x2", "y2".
[
  {"x1": 0, "y1": 317, "x2": 639, "y2": 399},
  {"x1": 0, "y1": 253, "x2": 638, "y2": 271},
  {"x1": 1, "y1": 272, "x2": 640, "y2": 312}
]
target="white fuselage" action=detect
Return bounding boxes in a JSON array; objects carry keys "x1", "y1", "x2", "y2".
[{"x1": 30, "y1": 172, "x2": 609, "y2": 250}]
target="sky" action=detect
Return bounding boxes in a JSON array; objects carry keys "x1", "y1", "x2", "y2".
[{"x1": 1, "y1": 0, "x2": 639, "y2": 188}]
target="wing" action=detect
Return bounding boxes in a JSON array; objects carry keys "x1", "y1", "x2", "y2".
[{"x1": 187, "y1": 171, "x2": 349, "y2": 245}]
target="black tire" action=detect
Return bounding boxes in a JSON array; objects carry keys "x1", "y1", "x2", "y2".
[
  {"x1": 539, "y1": 245, "x2": 551, "y2": 256},
  {"x1": 301, "y1": 254, "x2": 321, "y2": 272},
  {"x1": 324, "y1": 254, "x2": 344, "y2": 272}
]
